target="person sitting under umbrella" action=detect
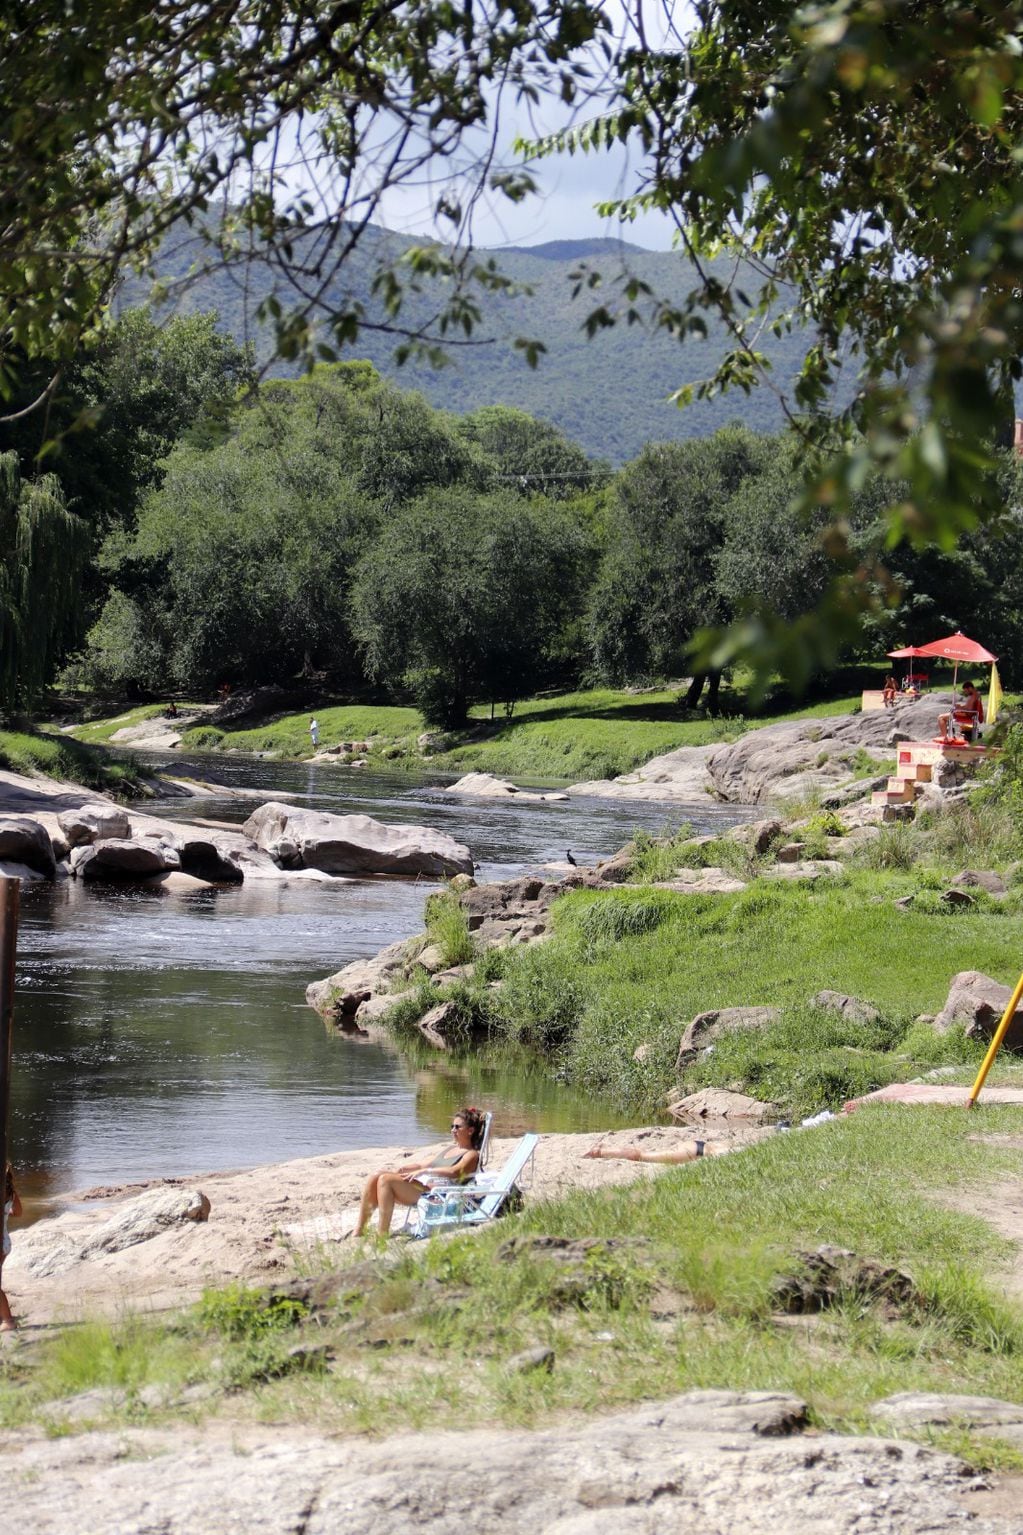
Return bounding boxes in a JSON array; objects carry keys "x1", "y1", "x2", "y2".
[{"x1": 938, "y1": 679, "x2": 984, "y2": 743}]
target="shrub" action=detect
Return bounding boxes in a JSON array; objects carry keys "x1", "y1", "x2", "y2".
[
  {"x1": 179, "y1": 726, "x2": 225, "y2": 749},
  {"x1": 424, "y1": 888, "x2": 476, "y2": 967}
]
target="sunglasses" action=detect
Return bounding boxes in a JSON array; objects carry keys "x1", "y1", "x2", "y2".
[{"x1": 451, "y1": 1121, "x2": 465, "y2": 1130}]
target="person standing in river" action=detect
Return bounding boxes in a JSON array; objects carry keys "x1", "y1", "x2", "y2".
[{"x1": 1, "y1": 1162, "x2": 23, "y2": 1331}]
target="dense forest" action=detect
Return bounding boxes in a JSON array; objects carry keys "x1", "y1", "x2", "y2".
[{"x1": 2, "y1": 308, "x2": 1021, "y2": 725}]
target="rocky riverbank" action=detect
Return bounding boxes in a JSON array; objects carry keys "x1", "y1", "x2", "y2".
[{"x1": 0, "y1": 770, "x2": 472, "y2": 887}]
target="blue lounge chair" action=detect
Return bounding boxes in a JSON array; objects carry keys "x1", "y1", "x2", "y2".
[{"x1": 410, "y1": 1132, "x2": 539, "y2": 1238}]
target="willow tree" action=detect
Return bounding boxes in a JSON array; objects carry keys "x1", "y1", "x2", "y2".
[{"x1": 0, "y1": 454, "x2": 87, "y2": 711}]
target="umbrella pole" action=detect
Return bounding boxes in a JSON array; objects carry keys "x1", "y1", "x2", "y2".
[{"x1": 967, "y1": 969, "x2": 1023, "y2": 1107}]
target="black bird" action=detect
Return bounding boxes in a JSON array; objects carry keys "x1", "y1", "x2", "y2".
[{"x1": 565, "y1": 849, "x2": 577, "y2": 866}]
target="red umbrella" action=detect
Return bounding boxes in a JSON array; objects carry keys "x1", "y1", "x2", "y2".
[
  {"x1": 914, "y1": 631, "x2": 997, "y2": 664},
  {"x1": 886, "y1": 645, "x2": 926, "y2": 659},
  {"x1": 913, "y1": 631, "x2": 997, "y2": 710}
]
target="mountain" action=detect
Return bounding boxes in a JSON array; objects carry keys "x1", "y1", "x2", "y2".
[{"x1": 143, "y1": 222, "x2": 823, "y2": 464}]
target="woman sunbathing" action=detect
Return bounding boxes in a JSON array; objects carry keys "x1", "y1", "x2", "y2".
[
  {"x1": 583, "y1": 1137, "x2": 731, "y2": 1164},
  {"x1": 353, "y1": 1105, "x2": 486, "y2": 1236}
]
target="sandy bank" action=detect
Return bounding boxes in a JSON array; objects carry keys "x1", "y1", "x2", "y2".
[{"x1": 3, "y1": 1126, "x2": 759, "y2": 1327}]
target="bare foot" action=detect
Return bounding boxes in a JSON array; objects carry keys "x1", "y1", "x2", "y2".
[
  {"x1": 0, "y1": 1320, "x2": 17, "y2": 1332},
  {"x1": 582, "y1": 1142, "x2": 606, "y2": 1159}
]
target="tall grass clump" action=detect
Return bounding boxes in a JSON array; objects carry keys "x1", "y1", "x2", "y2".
[
  {"x1": 424, "y1": 887, "x2": 476, "y2": 966},
  {"x1": 915, "y1": 799, "x2": 1023, "y2": 869},
  {"x1": 857, "y1": 822, "x2": 916, "y2": 871}
]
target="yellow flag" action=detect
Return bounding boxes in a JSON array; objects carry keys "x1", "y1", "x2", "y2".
[{"x1": 988, "y1": 663, "x2": 1004, "y2": 725}]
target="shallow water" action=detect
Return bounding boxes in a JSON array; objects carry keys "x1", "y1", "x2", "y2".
[{"x1": 11, "y1": 754, "x2": 753, "y2": 1207}]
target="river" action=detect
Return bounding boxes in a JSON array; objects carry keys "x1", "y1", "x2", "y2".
[{"x1": 11, "y1": 753, "x2": 752, "y2": 1209}]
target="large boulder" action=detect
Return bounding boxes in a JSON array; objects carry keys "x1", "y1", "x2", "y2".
[
  {"x1": 675, "y1": 1006, "x2": 781, "y2": 1071},
  {"x1": 175, "y1": 836, "x2": 245, "y2": 884},
  {"x1": 305, "y1": 937, "x2": 416, "y2": 1019},
  {"x1": 932, "y1": 970, "x2": 1023, "y2": 1049},
  {"x1": 0, "y1": 1389, "x2": 1002, "y2": 1535},
  {"x1": 448, "y1": 773, "x2": 568, "y2": 803},
  {"x1": 242, "y1": 802, "x2": 473, "y2": 878},
  {"x1": 0, "y1": 816, "x2": 57, "y2": 878},
  {"x1": 70, "y1": 838, "x2": 180, "y2": 881},
  {"x1": 57, "y1": 803, "x2": 131, "y2": 846},
  {"x1": 8, "y1": 1187, "x2": 211, "y2": 1278},
  {"x1": 667, "y1": 1087, "x2": 778, "y2": 1124}
]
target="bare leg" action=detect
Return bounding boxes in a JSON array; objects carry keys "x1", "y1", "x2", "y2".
[
  {"x1": 0, "y1": 1267, "x2": 14, "y2": 1331},
  {"x1": 353, "y1": 1172, "x2": 383, "y2": 1237},
  {"x1": 584, "y1": 1141, "x2": 731, "y2": 1165},
  {"x1": 375, "y1": 1173, "x2": 428, "y2": 1235}
]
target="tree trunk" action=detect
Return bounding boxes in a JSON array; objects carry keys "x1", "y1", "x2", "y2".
[{"x1": 684, "y1": 673, "x2": 705, "y2": 708}]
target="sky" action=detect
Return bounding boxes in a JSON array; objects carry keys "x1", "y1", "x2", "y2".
[{"x1": 371, "y1": 1, "x2": 688, "y2": 253}]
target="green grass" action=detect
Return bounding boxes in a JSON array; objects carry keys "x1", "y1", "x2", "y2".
[
  {"x1": 67, "y1": 704, "x2": 196, "y2": 745},
  {"x1": 7, "y1": 1106, "x2": 1023, "y2": 1464},
  {"x1": 470, "y1": 871, "x2": 1023, "y2": 1112},
  {"x1": 73, "y1": 686, "x2": 864, "y2": 782},
  {"x1": 0, "y1": 727, "x2": 141, "y2": 796},
  {"x1": 184, "y1": 703, "x2": 423, "y2": 759}
]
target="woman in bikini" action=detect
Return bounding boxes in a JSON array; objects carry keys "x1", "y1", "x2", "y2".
[{"x1": 353, "y1": 1105, "x2": 486, "y2": 1236}]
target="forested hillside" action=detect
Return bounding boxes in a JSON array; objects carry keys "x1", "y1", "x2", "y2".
[{"x1": 142, "y1": 223, "x2": 818, "y2": 464}]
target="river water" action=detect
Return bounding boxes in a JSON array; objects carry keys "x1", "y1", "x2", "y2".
[{"x1": 12, "y1": 754, "x2": 751, "y2": 1208}]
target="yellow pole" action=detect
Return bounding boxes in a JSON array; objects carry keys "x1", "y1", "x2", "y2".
[{"x1": 966, "y1": 969, "x2": 1023, "y2": 1107}]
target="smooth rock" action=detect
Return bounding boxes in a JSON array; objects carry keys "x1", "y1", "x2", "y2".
[
  {"x1": 727, "y1": 817, "x2": 784, "y2": 854},
  {"x1": 0, "y1": 815, "x2": 57, "y2": 878},
  {"x1": 243, "y1": 803, "x2": 473, "y2": 878},
  {"x1": 667, "y1": 1088, "x2": 777, "y2": 1124},
  {"x1": 415, "y1": 944, "x2": 447, "y2": 975},
  {"x1": 810, "y1": 991, "x2": 882, "y2": 1025},
  {"x1": 9, "y1": 1187, "x2": 211, "y2": 1278},
  {"x1": 306, "y1": 938, "x2": 414, "y2": 1018},
  {"x1": 70, "y1": 837, "x2": 179, "y2": 881},
  {"x1": 762, "y1": 859, "x2": 844, "y2": 881},
  {"x1": 507, "y1": 1346, "x2": 555, "y2": 1374},
  {"x1": 0, "y1": 1390, "x2": 1007, "y2": 1535},
  {"x1": 449, "y1": 772, "x2": 568, "y2": 803},
  {"x1": 57, "y1": 803, "x2": 131, "y2": 846},
  {"x1": 932, "y1": 970, "x2": 1023, "y2": 1049},
  {"x1": 871, "y1": 1392, "x2": 1023, "y2": 1429},
  {"x1": 654, "y1": 868, "x2": 746, "y2": 894},
  {"x1": 676, "y1": 1007, "x2": 781, "y2": 1071},
  {"x1": 416, "y1": 1001, "x2": 469, "y2": 1050},
  {"x1": 175, "y1": 836, "x2": 245, "y2": 884},
  {"x1": 951, "y1": 870, "x2": 1007, "y2": 895},
  {"x1": 775, "y1": 841, "x2": 806, "y2": 863}
]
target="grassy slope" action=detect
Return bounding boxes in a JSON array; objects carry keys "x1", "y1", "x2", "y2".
[
  {"x1": 137, "y1": 685, "x2": 864, "y2": 781},
  {"x1": 70, "y1": 704, "x2": 200, "y2": 745},
  {"x1": 6, "y1": 1105, "x2": 1023, "y2": 1465},
  {"x1": 0, "y1": 727, "x2": 140, "y2": 795},
  {"x1": 476, "y1": 869, "x2": 1023, "y2": 1113}
]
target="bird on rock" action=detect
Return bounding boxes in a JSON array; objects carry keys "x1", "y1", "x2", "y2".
[{"x1": 565, "y1": 850, "x2": 577, "y2": 866}]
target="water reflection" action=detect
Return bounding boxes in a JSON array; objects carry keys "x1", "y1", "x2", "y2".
[{"x1": 12, "y1": 755, "x2": 752, "y2": 1200}]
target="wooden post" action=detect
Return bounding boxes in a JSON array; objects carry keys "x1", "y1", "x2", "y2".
[{"x1": 0, "y1": 876, "x2": 18, "y2": 1190}]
